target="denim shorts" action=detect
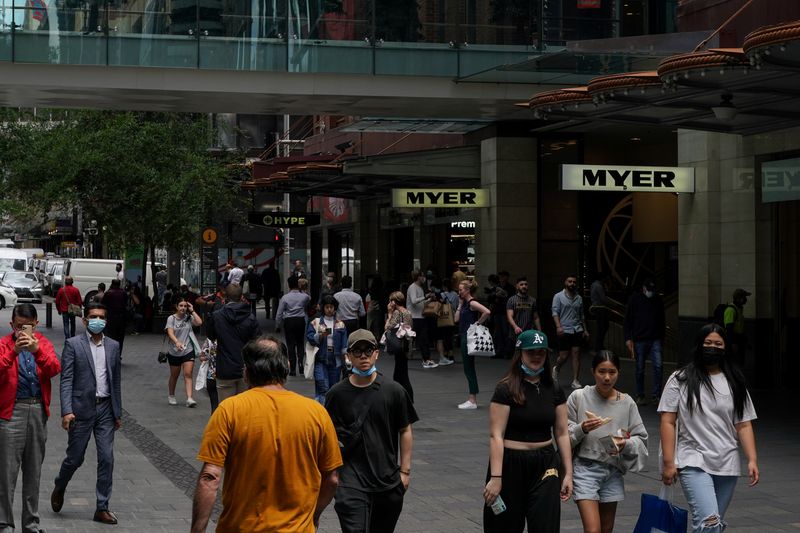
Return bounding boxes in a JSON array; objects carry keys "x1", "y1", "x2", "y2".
[{"x1": 572, "y1": 458, "x2": 625, "y2": 502}]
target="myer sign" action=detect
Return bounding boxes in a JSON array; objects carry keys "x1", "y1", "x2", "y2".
[
  {"x1": 392, "y1": 189, "x2": 488, "y2": 208},
  {"x1": 561, "y1": 164, "x2": 695, "y2": 193}
]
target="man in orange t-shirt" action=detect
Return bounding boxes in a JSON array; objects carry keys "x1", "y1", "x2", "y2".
[{"x1": 191, "y1": 336, "x2": 342, "y2": 533}]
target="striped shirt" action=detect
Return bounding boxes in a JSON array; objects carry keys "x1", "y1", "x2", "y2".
[{"x1": 506, "y1": 294, "x2": 537, "y2": 331}]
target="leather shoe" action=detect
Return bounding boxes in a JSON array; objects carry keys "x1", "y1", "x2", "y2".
[
  {"x1": 93, "y1": 510, "x2": 118, "y2": 525},
  {"x1": 51, "y1": 486, "x2": 65, "y2": 513}
]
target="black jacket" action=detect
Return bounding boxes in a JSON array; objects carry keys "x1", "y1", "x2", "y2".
[
  {"x1": 623, "y1": 292, "x2": 665, "y2": 341},
  {"x1": 206, "y1": 301, "x2": 261, "y2": 380}
]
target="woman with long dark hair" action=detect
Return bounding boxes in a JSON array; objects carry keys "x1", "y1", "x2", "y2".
[
  {"x1": 483, "y1": 330, "x2": 572, "y2": 533},
  {"x1": 658, "y1": 323, "x2": 759, "y2": 532}
]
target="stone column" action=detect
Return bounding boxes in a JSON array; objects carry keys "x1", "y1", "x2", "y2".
[{"x1": 475, "y1": 137, "x2": 538, "y2": 288}]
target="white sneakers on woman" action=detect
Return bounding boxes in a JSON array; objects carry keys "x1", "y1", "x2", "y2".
[
  {"x1": 168, "y1": 396, "x2": 177, "y2": 406},
  {"x1": 458, "y1": 400, "x2": 478, "y2": 410}
]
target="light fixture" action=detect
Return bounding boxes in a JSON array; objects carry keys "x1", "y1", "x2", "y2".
[{"x1": 711, "y1": 94, "x2": 737, "y2": 121}]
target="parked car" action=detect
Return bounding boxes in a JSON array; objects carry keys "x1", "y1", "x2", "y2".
[
  {"x1": 0, "y1": 248, "x2": 28, "y2": 273},
  {"x1": 0, "y1": 271, "x2": 43, "y2": 303},
  {"x1": 45, "y1": 260, "x2": 65, "y2": 296},
  {"x1": 0, "y1": 280, "x2": 18, "y2": 309}
]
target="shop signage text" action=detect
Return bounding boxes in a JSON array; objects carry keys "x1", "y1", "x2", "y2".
[
  {"x1": 450, "y1": 221, "x2": 476, "y2": 229},
  {"x1": 392, "y1": 189, "x2": 488, "y2": 208},
  {"x1": 561, "y1": 165, "x2": 695, "y2": 193},
  {"x1": 247, "y1": 212, "x2": 321, "y2": 228}
]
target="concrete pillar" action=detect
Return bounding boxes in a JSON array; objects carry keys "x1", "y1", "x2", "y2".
[
  {"x1": 475, "y1": 137, "x2": 538, "y2": 288},
  {"x1": 677, "y1": 129, "x2": 773, "y2": 380}
]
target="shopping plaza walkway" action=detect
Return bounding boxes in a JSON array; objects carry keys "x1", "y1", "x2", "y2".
[{"x1": 2, "y1": 304, "x2": 799, "y2": 532}]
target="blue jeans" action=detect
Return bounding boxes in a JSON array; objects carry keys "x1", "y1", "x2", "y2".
[
  {"x1": 62, "y1": 313, "x2": 76, "y2": 339},
  {"x1": 679, "y1": 467, "x2": 737, "y2": 532},
  {"x1": 634, "y1": 339, "x2": 662, "y2": 398},
  {"x1": 314, "y1": 360, "x2": 341, "y2": 404}
]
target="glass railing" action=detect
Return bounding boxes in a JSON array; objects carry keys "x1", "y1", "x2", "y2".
[{"x1": 0, "y1": 0, "x2": 629, "y2": 77}]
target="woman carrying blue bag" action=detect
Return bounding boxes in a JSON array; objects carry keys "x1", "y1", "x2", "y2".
[{"x1": 658, "y1": 323, "x2": 760, "y2": 532}]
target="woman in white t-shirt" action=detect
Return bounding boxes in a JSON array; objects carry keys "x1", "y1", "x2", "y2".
[
  {"x1": 165, "y1": 297, "x2": 203, "y2": 407},
  {"x1": 658, "y1": 323, "x2": 759, "y2": 533}
]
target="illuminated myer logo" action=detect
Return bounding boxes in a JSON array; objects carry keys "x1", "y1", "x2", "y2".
[
  {"x1": 392, "y1": 189, "x2": 488, "y2": 208},
  {"x1": 561, "y1": 164, "x2": 695, "y2": 193}
]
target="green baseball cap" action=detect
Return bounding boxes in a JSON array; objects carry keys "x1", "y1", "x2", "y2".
[{"x1": 516, "y1": 330, "x2": 548, "y2": 350}]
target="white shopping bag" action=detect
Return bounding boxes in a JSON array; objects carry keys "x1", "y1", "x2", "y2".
[
  {"x1": 466, "y1": 323, "x2": 495, "y2": 357},
  {"x1": 195, "y1": 361, "x2": 208, "y2": 391}
]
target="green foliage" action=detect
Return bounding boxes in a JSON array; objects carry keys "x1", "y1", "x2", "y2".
[{"x1": 0, "y1": 109, "x2": 240, "y2": 253}]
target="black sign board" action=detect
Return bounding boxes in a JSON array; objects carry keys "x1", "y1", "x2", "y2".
[{"x1": 248, "y1": 212, "x2": 321, "y2": 228}]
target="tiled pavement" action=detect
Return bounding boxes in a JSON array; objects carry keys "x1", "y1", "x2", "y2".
[{"x1": 2, "y1": 305, "x2": 799, "y2": 532}]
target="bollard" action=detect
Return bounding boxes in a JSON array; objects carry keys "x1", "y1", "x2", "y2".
[{"x1": 45, "y1": 302, "x2": 53, "y2": 328}]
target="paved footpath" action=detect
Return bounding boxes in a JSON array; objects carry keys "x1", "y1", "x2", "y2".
[{"x1": 2, "y1": 305, "x2": 799, "y2": 532}]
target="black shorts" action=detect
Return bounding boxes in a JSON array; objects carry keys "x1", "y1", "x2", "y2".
[
  {"x1": 168, "y1": 351, "x2": 195, "y2": 366},
  {"x1": 558, "y1": 332, "x2": 584, "y2": 351}
]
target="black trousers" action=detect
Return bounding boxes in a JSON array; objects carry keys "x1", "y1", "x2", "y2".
[
  {"x1": 334, "y1": 483, "x2": 405, "y2": 533},
  {"x1": 483, "y1": 447, "x2": 562, "y2": 533},
  {"x1": 412, "y1": 318, "x2": 430, "y2": 360},
  {"x1": 343, "y1": 319, "x2": 359, "y2": 337},
  {"x1": 390, "y1": 344, "x2": 414, "y2": 402},
  {"x1": 592, "y1": 307, "x2": 609, "y2": 352},
  {"x1": 105, "y1": 317, "x2": 126, "y2": 355},
  {"x1": 283, "y1": 317, "x2": 306, "y2": 374}
]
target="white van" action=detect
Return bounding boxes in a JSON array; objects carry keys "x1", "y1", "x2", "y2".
[
  {"x1": 20, "y1": 248, "x2": 44, "y2": 271},
  {"x1": 0, "y1": 248, "x2": 28, "y2": 273},
  {"x1": 0, "y1": 239, "x2": 15, "y2": 249},
  {"x1": 63, "y1": 258, "x2": 121, "y2": 305}
]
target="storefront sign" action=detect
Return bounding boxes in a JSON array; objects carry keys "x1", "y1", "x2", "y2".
[
  {"x1": 761, "y1": 157, "x2": 800, "y2": 203},
  {"x1": 450, "y1": 221, "x2": 476, "y2": 229},
  {"x1": 247, "y1": 212, "x2": 321, "y2": 228},
  {"x1": 200, "y1": 227, "x2": 219, "y2": 294},
  {"x1": 392, "y1": 189, "x2": 488, "y2": 208},
  {"x1": 561, "y1": 165, "x2": 695, "y2": 193}
]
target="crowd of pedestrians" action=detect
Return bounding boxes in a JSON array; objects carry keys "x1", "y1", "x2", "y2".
[{"x1": 0, "y1": 260, "x2": 763, "y2": 533}]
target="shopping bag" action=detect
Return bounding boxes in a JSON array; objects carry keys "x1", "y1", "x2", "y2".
[
  {"x1": 195, "y1": 361, "x2": 208, "y2": 391},
  {"x1": 466, "y1": 323, "x2": 495, "y2": 357},
  {"x1": 437, "y1": 302, "x2": 455, "y2": 327},
  {"x1": 633, "y1": 485, "x2": 688, "y2": 533},
  {"x1": 304, "y1": 342, "x2": 317, "y2": 379}
]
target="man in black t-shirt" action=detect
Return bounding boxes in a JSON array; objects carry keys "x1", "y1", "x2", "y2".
[{"x1": 325, "y1": 330, "x2": 419, "y2": 533}]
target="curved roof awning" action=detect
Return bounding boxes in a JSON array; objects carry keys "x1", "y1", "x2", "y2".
[{"x1": 522, "y1": 20, "x2": 800, "y2": 135}]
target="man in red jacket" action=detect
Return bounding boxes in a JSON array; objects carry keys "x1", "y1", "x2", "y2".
[
  {"x1": 0, "y1": 303, "x2": 61, "y2": 532},
  {"x1": 55, "y1": 276, "x2": 83, "y2": 339}
]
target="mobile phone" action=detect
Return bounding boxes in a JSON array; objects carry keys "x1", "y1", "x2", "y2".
[
  {"x1": 21, "y1": 325, "x2": 34, "y2": 336},
  {"x1": 326, "y1": 327, "x2": 332, "y2": 334},
  {"x1": 490, "y1": 495, "x2": 507, "y2": 515}
]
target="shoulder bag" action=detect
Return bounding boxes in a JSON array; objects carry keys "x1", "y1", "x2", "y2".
[
  {"x1": 336, "y1": 383, "x2": 380, "y2": 458},
  {"x1": 157, "y1": 332, "x2": 168, "y2": 364},
  {"x1": 437, "y1": 302, "x2": 455, "y2": 327},
  {"x1": 423, "y1": 300, "x2": 442, "y2": 317}
]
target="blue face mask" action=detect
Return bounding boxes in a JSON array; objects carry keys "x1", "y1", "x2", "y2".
[
  {"x1": 351, "y1": 365, "x2": 377, "y2": 377},
  {"x1": 87, "y1": 318, "x2": 106, "y2": 334},
  {"x1": 520, "y1": 363, "x2": 544, "y2": 377}
]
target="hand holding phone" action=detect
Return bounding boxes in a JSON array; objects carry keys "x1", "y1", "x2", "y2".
[{"x1": 490, "y1": 495, "x2": 507, "y2": 515}]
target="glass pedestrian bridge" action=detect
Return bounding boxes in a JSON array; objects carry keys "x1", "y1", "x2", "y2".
[{"x1": 0, "y1": 1, "x2": 639, "y2": 80}]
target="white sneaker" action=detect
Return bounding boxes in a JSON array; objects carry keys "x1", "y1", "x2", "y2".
[
  {"x1": 186, "y1": 398, "x2": 197, "y2": 408},
  {"x1": 571, "y1": 380, "x2": 582, "y2": 389},
  {"x1": 458, "y1": 400, "x2": 478, "y2": 410},
  {"x1": 168, "y1": 396, "x2": 177, "y2": 406},
  {"x1": 422, "y1": 360, "x2": 439, "y2": 369},
  {"x1": 438, "y1": 357, "x2": 455, "y2": 366}
]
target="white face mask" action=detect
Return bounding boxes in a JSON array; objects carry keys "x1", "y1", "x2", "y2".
[{"x1": 645, "y1": 290, "x2": 654, "y2": 298}]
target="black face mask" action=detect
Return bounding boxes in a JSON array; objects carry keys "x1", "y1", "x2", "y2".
[{"x1": 701, "y1": 346, "x2": 725, "y2": 366}]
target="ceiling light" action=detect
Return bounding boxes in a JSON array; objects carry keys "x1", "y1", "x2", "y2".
[
  {"x1": 630, "y1": 137, "x2": 641, "y2": 142},
  {"x1": 711, "y1": 94, "x2": 737, "y2": 121}
]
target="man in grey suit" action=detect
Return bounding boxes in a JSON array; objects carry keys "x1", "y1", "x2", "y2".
[{"x1": 50, "y1": 303, "x2": 122, "y2": 525}]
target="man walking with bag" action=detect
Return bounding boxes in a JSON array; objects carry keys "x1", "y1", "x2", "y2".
[
  {"x1": 55, "y1": 277, "x2": 83, "y2": 339},
  {"x1": 325, "y1": 330, "x2": 418, "y2": 533}
]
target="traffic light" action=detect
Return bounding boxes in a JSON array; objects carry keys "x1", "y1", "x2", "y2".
[{"x1": 272, "y1": 229, "x2": 285, "y2": 247}]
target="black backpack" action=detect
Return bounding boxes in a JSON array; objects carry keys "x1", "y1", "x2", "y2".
[{"x1": 712, "y1": 303, "x2": 736, "y2": 327}]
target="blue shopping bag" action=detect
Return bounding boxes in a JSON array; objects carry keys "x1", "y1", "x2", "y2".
[{"x1": 633, "y1": 485, "x2": 688, "y2": 533}]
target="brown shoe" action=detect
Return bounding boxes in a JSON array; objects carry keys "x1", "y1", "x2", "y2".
[
  {"x1": 93, "y1": 510, "x2": 118, "y2": 525},
  {"x1": 51, "y1": 485, "x2": 65, "y2": 513}
]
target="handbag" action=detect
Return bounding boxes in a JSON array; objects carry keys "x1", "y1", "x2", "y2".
[
  {"x1": 304, "y1": 341, "x2": 317, "y2": 379},
  {"x1": 68, "y1": 303, "x2": 83, "y2": 317},
  {"x1": 384, "y1": 326, "x2": 405, "y2": 354},
  {"x1": 437, "y1": 302, "x2": 455, "y2": 327},
  {"x1": 466, "y1": 323, "x2": 495, "y2": 357},
  {"x1": 195, "y1": 361, "x2": 208, "y2": 390},
  {"x1": 423, "y1": 300, "x2": 442, "y2": 318},
  {"x1": 157, "y1": 334, "x2": 168, "y2": 364},
  {"x1": 633, "y1": 485, "x2": 688, "y2": 533}
]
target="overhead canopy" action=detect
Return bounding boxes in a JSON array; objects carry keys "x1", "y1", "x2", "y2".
[{"x1": 522, "y1": 20, "x2": 800, "y2": 135}]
